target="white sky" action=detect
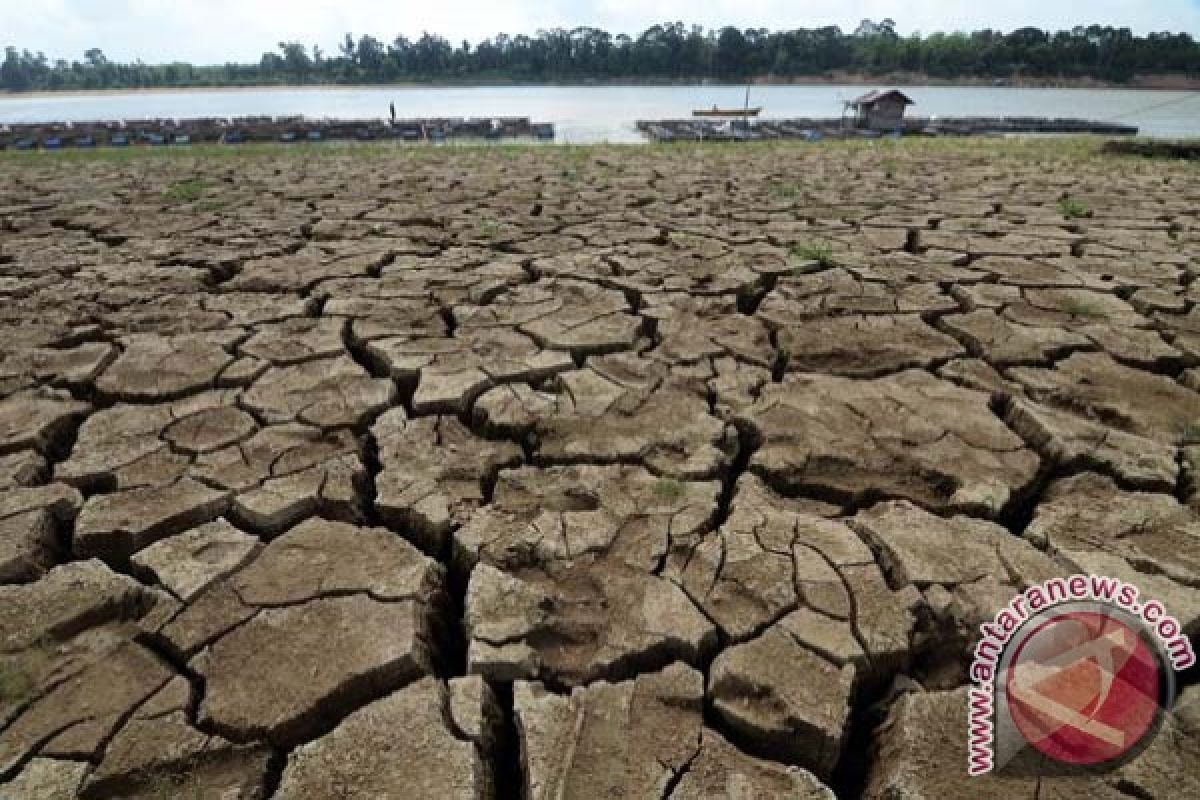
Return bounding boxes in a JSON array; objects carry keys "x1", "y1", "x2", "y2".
[{"x1": 4, "y1": 0, "x2": 1199, "y2": 64}]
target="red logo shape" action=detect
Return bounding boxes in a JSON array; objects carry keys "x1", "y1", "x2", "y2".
[{"x1": 1006, "y1": 610, "x2": 1161, "y2": 765}]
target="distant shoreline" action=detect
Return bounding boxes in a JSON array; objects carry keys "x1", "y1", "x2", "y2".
[{"x1": 3, "y1": 72, "x2": 1199, "y2": 97}]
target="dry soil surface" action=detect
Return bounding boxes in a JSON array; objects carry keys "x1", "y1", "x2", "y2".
[{"x1": 0, "y1": 140, "x2": 1197, "y2": 798}]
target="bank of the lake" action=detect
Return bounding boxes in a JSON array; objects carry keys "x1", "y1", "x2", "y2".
[{"x1": 4, "y1": 71, "x2": 1200, "y2": 94}]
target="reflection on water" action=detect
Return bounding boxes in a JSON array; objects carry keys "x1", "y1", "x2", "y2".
[{"x1": 0, "y1": 85, "x2": 1196, "y2": 143}]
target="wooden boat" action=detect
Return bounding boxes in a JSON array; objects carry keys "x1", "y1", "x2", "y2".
[{"x1": 693, "y1": 106, "x2": 762, "y2": 118}]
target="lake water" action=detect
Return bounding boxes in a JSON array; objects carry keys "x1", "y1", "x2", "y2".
[{"x1": 1, "y1": 85, "x2": 1197, "y2": 143}]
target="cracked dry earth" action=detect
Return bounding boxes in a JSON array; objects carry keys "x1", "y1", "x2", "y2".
[{"x1": 0, "y1": 140, "x2": 1198, "y2": 799}]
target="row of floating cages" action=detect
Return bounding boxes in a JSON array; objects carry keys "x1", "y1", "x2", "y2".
[
  {"x1": 638, "y1": 119, "x2": 836, "y2": 143},
  {"x1": 2, "y1": 120, "x2": 228, "y2": 149},
  {"x1": 636, "y1": 115, "x2": 1136, "y2": 143},
  {"x1": 0, "y1": 116, "x2": 556, "y2": 149},
  {"x1": 4, "y1": 131, "x2": 191, "y2": 149}
]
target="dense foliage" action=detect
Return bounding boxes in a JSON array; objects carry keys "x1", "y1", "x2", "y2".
[{"x1": 3, "y1": 21, "x2": 1198, "y2": 91}]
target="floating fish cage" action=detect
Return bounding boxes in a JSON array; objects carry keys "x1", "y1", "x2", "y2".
[
  {"x1": 0, "y1": 116, "x2": 556, "y2": 150},
  {"x1": 637, "y1": 116, "x2": 1139, "y2": 142},
  {"x1": 1101, "y1": 140, "x2": 1200, "y2": 160}
]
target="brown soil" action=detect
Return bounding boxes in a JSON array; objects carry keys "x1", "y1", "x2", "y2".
[{"x1": 0, "y1": 138, "x2": 1196, "y2": 798}]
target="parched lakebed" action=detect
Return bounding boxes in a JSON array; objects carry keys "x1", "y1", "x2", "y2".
[{"x1": 0, "y1": 139, "x2": 1198, "y2": 798}]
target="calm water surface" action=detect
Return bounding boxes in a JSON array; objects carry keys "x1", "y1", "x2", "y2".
[{"x1": 1, "y1": 85, "x2": 1197, "y2": 142}]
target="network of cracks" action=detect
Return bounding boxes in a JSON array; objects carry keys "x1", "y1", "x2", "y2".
[{"x1": 0, "y1": 143, "x2": 1197, "y2": 798}]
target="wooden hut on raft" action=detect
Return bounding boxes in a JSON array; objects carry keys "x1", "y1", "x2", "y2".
[{"x1": 843, "y1": 90, "x2": 915, "y2": 132}]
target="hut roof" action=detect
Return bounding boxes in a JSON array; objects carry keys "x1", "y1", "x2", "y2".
[{"x1": 845, "y1": 90, "x2": 915, "y2": 109}]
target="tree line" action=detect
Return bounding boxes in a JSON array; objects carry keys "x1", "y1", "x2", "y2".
[{"x1": 3, "y1": 21, "x2": 1198, "y2": 91}]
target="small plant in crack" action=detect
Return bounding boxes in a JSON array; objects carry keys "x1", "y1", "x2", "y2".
[
  {"x1": 1060, "y1": 297, "x2": 1107, "y2": 318},
  {"x1": 790, "y1": 240, "x2": 835, "y2": 269},
  {"x1": 0, "y1": 655, "x2": 38, "y2": 707},
  {"x1": 193, "y1": 197, "x2": 230, "y2": 213},
  {"x1": 1177, "y1": 419, "x2": 1200, "y2": 444},
  {"x1": 674, "y1": 231, "x2": 710, "y2": 246},
  {"x1": 1056, "y1": 196, "x2": 1091, "y2": 220},
  {"x1": 558, "y1": 148, "x2": 587, "y2": 182},
  {"x1": 653, "y1": 477, "x2": 686, "y2": 501},
  {"x1": 770, "y1": 183, "x2": 802, "y2": 200},
  {"x1": 163, "y1": 177, "x2": 209, "y2": 204},
  {"x1": 144, "y1": 767, "x2": 209, "y2": 800},
  {"x1": 478, "y1": 217, "x2": 500, "y2": 239}
]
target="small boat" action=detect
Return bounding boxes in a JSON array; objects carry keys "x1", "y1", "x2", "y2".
[
  {"x1": 693, "y1": 106, "x2": 762, "y2": 118},
  {"x1": 695, "y1": 86, "x2": 762, "y2": 119}
]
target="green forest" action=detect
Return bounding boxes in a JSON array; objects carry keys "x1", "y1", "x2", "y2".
[{"x1": 3, "y1": 21, "x2": 1198, "y2": 91}]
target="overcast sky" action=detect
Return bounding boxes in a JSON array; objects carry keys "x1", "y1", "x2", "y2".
[{"x1": 5, "y1": 0, "x2": 1199, "y2": 64}]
